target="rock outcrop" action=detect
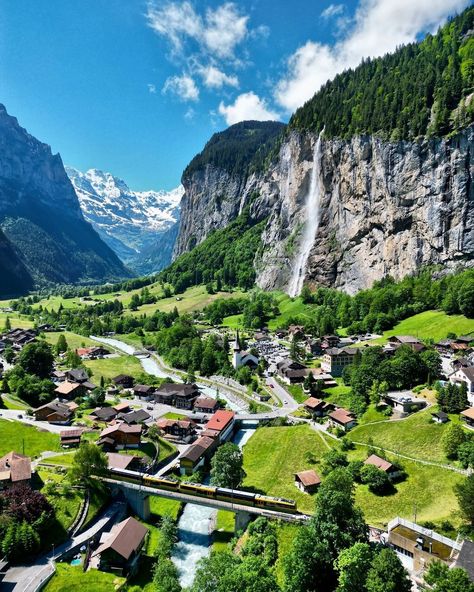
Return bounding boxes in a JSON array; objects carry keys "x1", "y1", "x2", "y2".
[{"x1": 175, "y1": 126, "x2": 474, "y2": 294}]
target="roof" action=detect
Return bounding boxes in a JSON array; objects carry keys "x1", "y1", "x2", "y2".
[
  {"x1": 325, "y1": 347, "x2": 358, "y2": 356},
  {"x1": 295, "y1": 470, "x2": 321, "y2": 487},
  {"x1": 194, "y1": 397, "x2": 219, "y2": 410},
  {"x1": 458, "y1": 367, "x2": 474, "y2": 381},
  {"x1": 113, "y1": 374, "x2": 134, "y2": 383},
  {"x1": 60, "y1": 429, "x2": 83, "y2": 439},
  {"x1": 329, "y1": 408, "x2": 355, "y2": 425},
  {"x1": 107, "y1": 452, "x2": 137, "y2": 470},
  {"x1": 35, "y1": 400, "x2": 72, "y2": 417},
  {"x1": 431, "y1": 410, "x2": 448, "y2": 419},
  {"x1": 455, "y1": 540, "x2": 474, "y2": 582},
  {"x1": 119, "y1": 410, "x2": 151, "y2": 424},
  {"x1": 113, "y1": 402, "x2": 131, "y2": 412},
  {"x1": 134, "y1": 384, "x2": 154, "y2": 392},
  {"x1": 92, "y1": 517, "x2": 148, "y2": 560},
  {"x1": 67, "y1": 368, "x2": 89, "y2": 382},
  {"x1": 100, "y1": 423, "x2": 142, "y2": 437},
  {"x1": 91, "y1": 407, "x2": 117, "y2": 421},
  {"x1": 55, "y1": 381, "x2": 82, "y2": 395},
  {"x1": 461, "y1": 407, "x2": 474, "y2": 420},
  {"x1": 181, "y1": 436, "x2": 215, "y2": 462},
  {"x1": 391, "y1": 335, "x2": 421, "y2": 344},
  {"x1": 206, "y1": 410, "x2": 235, "y2": 432},
  {"x1": 304, "y1": 397, "x2": 324, "y2": 409},
  {"x1": 0, "y1": 451, "x2": 32, "y2": 482},
  {"x1": 364, "y1": 454, "x2": 394, "y2": 472}
]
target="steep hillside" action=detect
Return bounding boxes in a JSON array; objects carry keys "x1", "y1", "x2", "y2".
[
  {"x1": 0, "y1": 104, "x2": 129, "y2": 295},
  {"x1": 173, "y1": 7, "x2": 474, "y2": 295},
  {"x1": 0, "y1": 227, "x2": 33, "y2": 297},
  {"x1": 67, "y1": 167, "x2": 183, "y2": 269}
]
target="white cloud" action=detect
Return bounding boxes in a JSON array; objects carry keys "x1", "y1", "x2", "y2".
[
  {"x1": 162, "y1": 73, "x2": 199, "y2": 101},
  {"x1": 147, "y1": 83, "x2": 157, "y2": 94},
  {"x1": 321, "y1": 4, "x2": 344, "y2": 19},
  {"x1": 184, "y1": 107, "x2": 195, "y2": 120},
  {"x1": 276, "y1": 0, "x2": 469, "y2": 112},
  {"x1": 146, "y1": 1, "x2": 249, "y2": 60},
  {"x1": 197, "y1": 64, "x2": 239, "y2": 89},
  {"x1": 218, "y1": 92, "x2": 280, "y2": 125}
]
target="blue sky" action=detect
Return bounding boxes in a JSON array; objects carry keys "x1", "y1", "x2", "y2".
[{"x1": 0, "y1": 0, "x2": 469, "y2": 191}]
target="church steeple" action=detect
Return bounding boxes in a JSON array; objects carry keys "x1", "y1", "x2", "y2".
[{"x1": 233, "y1": 330, "x2": 242, "y2": 352}]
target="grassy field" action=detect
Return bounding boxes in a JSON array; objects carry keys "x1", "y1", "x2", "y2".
[
  {"x1": 361, "y1": 310, "x2": 474, "y2": 344},
  {"x1": 0, "y1": 312, "x2": 35, "y2": 329},
  {"x1": 243, "y1": 424, "x2": 331, "y2": 514},
  {"x1": 275, "y1": 524, "x2": 300, "y2": 587},
  {"x1": 43, "y1": 331, "x2": 97, "y2": 350},
  {"x1": 243, "y1": 422, "x2": 466, "y2": 528},
  {"x1": 83, "y1": 354, "x2": 143, "y2": 382},
  {"x1": 44, "y1": 564, "x2": 125, "y2": 592},
  {"x1": 213, "y1": 510, "x2": 235, "y2": 551},
  {"x1": 149, "y1": 496, "x2": 182, "y2": 520},
  {"x1": 1, "y1": 394, "x2": 28, "y2": 410},
  {"x1": 38, "y1": 469, "x2": 84, "y2": 531},
  {"x1": 157, "y1": 437, "x2": 178, "y2": 463},
  {"x1": 322, "y1": 384, "x2": 353, "y2": 408},
  {"x1": 347, "y1": 408, "x2": 466, "y2": 464},
  {"x1": 0, "y1": 419, "x2": 60, "y2": 457}
]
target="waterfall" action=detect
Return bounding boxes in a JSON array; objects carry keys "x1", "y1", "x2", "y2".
[{"x1": 287, "y1": 131, "x2": 324, "y2": 297}]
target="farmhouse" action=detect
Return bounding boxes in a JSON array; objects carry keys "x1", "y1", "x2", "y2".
[
  {"x1": 98, "y1": 423, "x2": 142, "y2": 449},
  {"x1": 461, "y1": 406, "x2": 474, "y2": 426},
  {"x1": 34, "y1": 400, "x2": 74, "y2": 424},
  {"x1": 118, "y1": 409, "x2": 151, "y2": 425},
  {"x1": 294, "y1": 470, "x2": 321, "y2": 494},
  {"x1": 92, "y1": 517, "x2": 148, "y2": 575},
  {"x1": 321, "y1": 347, "x2": 358, "y2": 377},
  {"x1": 54, "y1": 381, "x2": 85, "y2": 400},
  {"x1": 277, "y1": 360, "x2": 308, "y2": 384},
  {"x1": 364, "y1": 454, "x2": 401, "y2": 479},
  {"x1": 65, "y1": 368, "x2": 90, "y2": 383},
  {"x1": 0, "y1": 451, "x2": 32, "y2": 489},
  {"x1": 449, "y1": 366, "x2": 474, "y2": 406},
  {"x1": 304, "y1": 397, "x2": 326, "y2": 417},
  {"x1": 328, "y1": 408, "x2": 357, "y2": 431},
  {"x1": 76, "y1": 346, "x2": 110, "y2": 359},
  {"x1": 90, "y1": 407, "x2": 118, "y2": 423},
  {"x1": 154, "y1": 383, "x2": 201, "y2": 409},
  {"x1": 60, "y1": 429, "x2": 83, "y2": 448},
  {"x1": 134, "y1": 384, "x2": 155, "y2": 399},
  {"x1": 113, "y1": 374, "x2": 135, "y2": 389}
]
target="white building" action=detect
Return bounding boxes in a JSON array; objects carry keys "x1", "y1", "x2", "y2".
[
  {"x1": 449, "y1": 366, "x2": 474, "y2": 406},
  {"x1": 232, "y1": 332, "x2": 258, "y2": 370}
]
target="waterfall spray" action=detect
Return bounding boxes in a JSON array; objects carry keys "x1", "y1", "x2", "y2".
[{"x1": 287, "y1": 130, "x2": 324, "y2": 297}]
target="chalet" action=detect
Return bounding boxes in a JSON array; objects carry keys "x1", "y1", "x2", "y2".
[
  {"x1": 134, "y1": 384, "x2": 155, "y2": 399},
  {"x1": 304, "y1": 397, "x2": 326, "y2": 417},
  {"x1": 51, "y1": 370, "x2": 66, "y2": 382},
  {"x1": 179, "y1": 436, "x2": 216, "y2": 475},
  {"x1": 364, "y1": 454, "x2": 401, "y2": 479},
  {"x1": 288, "y1": 325, "x2": 305, "y2": 341},
  {"x1": 321, "y1": 347, "x2": 358, "y2": 377},
  {"x1": 113, "y1": 374, "x2": 135, "y2": 389},
  {"x1": 431, "y1": 411, "x2": 449, "y2": 424},
  {"x1": 156, "y1": 418, "x2": 196, "y2": 442},
  {"x1": 449, "y1": 367, "x2": 474, "y2": 406},
  {"x1": 2, "y1": 328, "x2": 37, "y2": 349},
  {"x1": 305, "y1": 339, "x2": 322, "y2": 356},
  {"x1": 387, "y1": 335, "x2": 425, "y2": 353},
  {"x1": 461, "y1": 407, "x2": 474, "y2": 427},
  {"x1": 113, "y1": 402, "x2": 131, "y2": 414},
  {"x1": 294, "y1": 470, "x2": 321, "y2": 494},
  {"x1": 118, "y1": 409, "x2": 151, "y2": 425},
  {"x1": 98, "y1": 423, "x2": 142, "y2": 449},
  {"x1": 452, "y1": 357, "x2": 472, "y2": 371},
  {"x1": 321, "y1": 335, "x2": 340, "y2": 349},
  {"x1": 328, "y1": 408, "x2": 357, "y2": 431},
  {"x1": 277, "y1": 360, "x2": 308, "y2": 384},
  {"x1": 153, "y1": 383, "x2": 200, "y2": 409},
  {"x1": 34, "y1": 400, "x2": 74, "y2": 424},
  {"x1": 65, "y1": 368, "x2": 89, "y2": 383},
  {"x1": 0, "y1": 452, "x2": 32, "y2": 489},
  {"x1": 205, "y1": 410, "x2": 235, "y2": 442},
  {"x1": 90, "y1": 407, "x2": 118, "y2": 423},
  {"x1": 232, "y1": 333, "x2": 259, "y2": 369},
  {"x1": 92, "y1": 517, "x2": 148, "y2": 575},
  {"x1": 54, "y1": 381, "x2": 85, "y2": 400},
  {"x1": 193, "y1": 397, "x2": 219, "y2": 414},
  {"x1": 60, "y1": 429, "x2": 83, "y2": 448}
]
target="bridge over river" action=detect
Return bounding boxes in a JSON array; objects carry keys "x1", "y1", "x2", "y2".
[{"x1": 103, "y1": 477, "x2": 310, "y2": 532}]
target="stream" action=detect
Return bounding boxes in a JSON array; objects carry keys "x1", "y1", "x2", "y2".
[{"x1": 172, "y1": 428, "x2": 255, "y2": 588}]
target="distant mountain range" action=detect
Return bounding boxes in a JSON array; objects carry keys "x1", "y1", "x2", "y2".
[
  {"x1": 0, "y1": 104, "x2": 129, "y2": 297},
  {"x1": 67, "y1": 167, "x2": 183, "y2": 274}
]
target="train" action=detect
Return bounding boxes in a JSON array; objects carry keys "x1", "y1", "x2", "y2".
[{"x1": 107, "y1": 466, "x2": 298, "y2": 513}]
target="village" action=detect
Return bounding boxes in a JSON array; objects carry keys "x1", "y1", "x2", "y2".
[{"x1": 0, "y1": 314, "x2": 474, "y2": 591}]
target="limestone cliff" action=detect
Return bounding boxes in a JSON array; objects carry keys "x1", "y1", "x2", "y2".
[{"x1": 175, "y1": 126, "x2": 474, "y2": 295}]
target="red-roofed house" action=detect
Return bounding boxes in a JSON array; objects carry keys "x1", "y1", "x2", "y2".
[
  {"x1": 294, "y1": 470, "x2": 321, "y2": 493},
  {"x1": 0, "y1": 452, "x2": 32, "y2": 489},
  {"x1": 364, "y1": 454, "x2": 401, "y2": 479},
  {"x1": 206, "y1": 410, "x2": 235, "y2": 442},
  {"x1": 328, "y1": 408, "x2": 357, "y2": 431}
]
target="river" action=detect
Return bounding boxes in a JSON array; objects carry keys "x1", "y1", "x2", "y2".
[
  {"x1": 172, "y1": 428, "x2": 256, "y2": 588},
  {"x1": 89, "y1": 335, "x2": 245, "y2": 412}
]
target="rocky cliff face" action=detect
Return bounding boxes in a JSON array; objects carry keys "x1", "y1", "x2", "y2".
[
  {"x1": 0, "y1": 104, "x2": 129, "y2": 292},
  {"x1": 175, "y1": 126, "x2": 474, "y2": 294}
]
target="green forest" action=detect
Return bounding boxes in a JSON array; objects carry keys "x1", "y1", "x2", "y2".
[{"x1": 289, "y1": 7, "x2": 474, "y2": 140}]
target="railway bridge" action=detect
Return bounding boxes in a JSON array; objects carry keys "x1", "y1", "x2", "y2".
[{"x1": 103, "y1": 478, "x2": 310, "y2": 533}]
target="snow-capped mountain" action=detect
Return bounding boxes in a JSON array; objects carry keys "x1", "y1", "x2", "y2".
[{"x1": 66, "y1": 166, "x2": 183, "y2": 272}]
